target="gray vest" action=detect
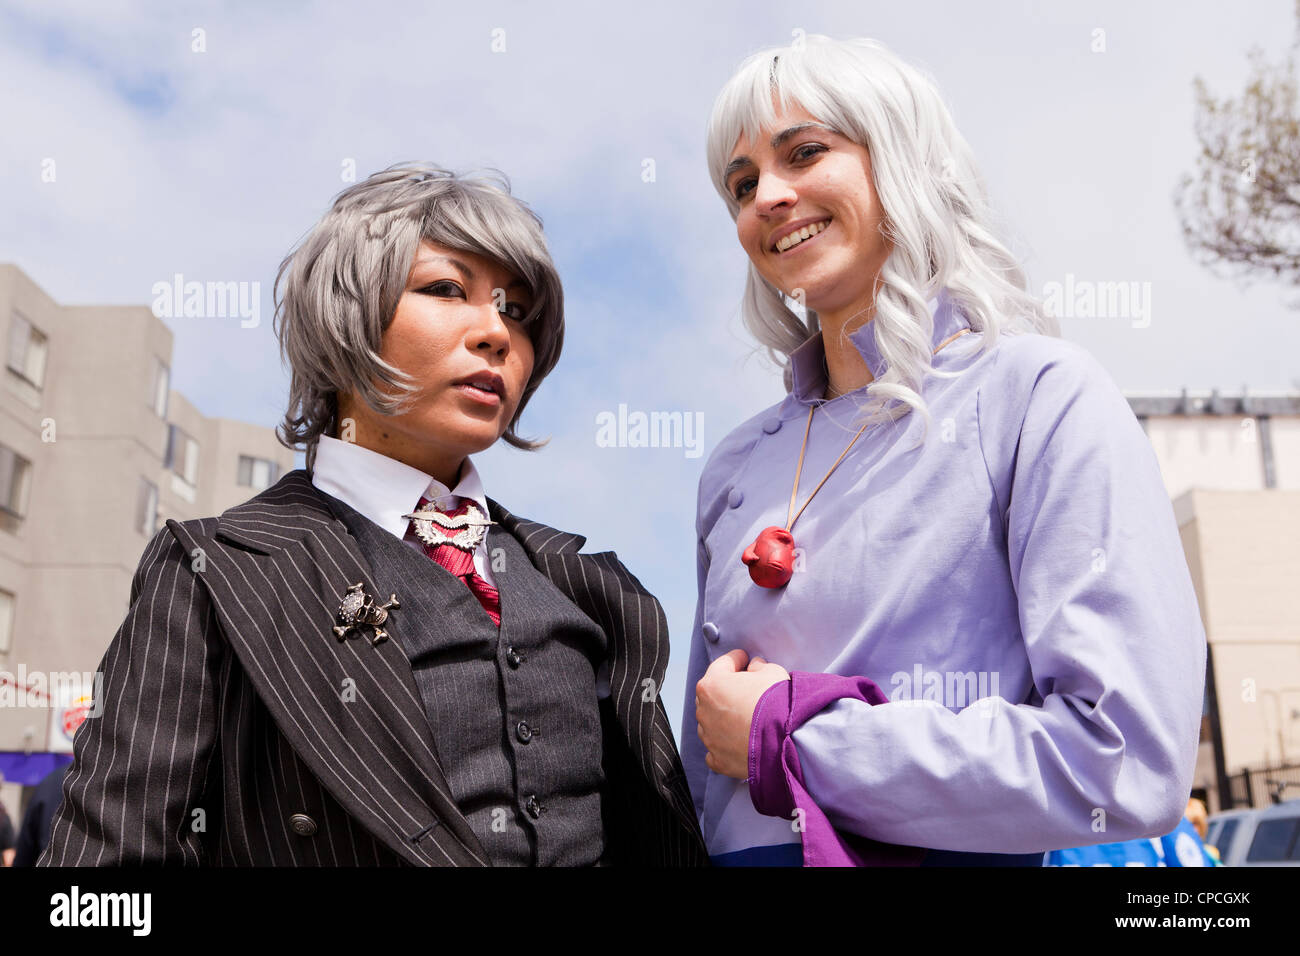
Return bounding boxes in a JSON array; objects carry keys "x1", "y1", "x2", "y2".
[{"x1": 320, "y1": 491, "x2": 609, "y2": 866}]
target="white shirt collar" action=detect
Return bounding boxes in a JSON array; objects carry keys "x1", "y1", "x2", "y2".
[{"x1": 310, "y1": 434, "x2": 491, "y2": 542}]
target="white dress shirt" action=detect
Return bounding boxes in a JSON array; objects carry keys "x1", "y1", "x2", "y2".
[{"x1": 310, "y1": 434, "x2": 498, "y2": 587}]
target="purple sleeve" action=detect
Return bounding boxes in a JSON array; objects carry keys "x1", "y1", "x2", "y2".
[
  {"x1": 746, "y1": 671, "x2": 927, "y2": 867},
  {"x1": 786, "y1": 342, "x2": 1204, "y2": 853}
]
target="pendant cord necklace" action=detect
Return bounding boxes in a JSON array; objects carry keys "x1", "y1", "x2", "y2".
[
  {"x1": 786, "y1": 327, "x2": 971, "y2": 534},
  {"x1": 743, "y1": 326, "x2": 972, "y2": 588}
]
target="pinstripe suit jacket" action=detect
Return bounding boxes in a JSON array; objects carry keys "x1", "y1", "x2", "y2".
[{"x1": 39, "y1": 470, "x2": 708, "y2": 866}]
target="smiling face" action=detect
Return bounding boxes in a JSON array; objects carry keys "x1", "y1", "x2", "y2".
[
  {"x1": 337, "y1": 239, "x2": 536, "y2": 486},
  {"x1": 724, "y1": 103, "x2": 893, "y2": 327}
]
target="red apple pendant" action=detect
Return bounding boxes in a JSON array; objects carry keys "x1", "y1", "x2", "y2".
[{"x1": 742, "y1": 526, "x2": 796, "y2": 588}]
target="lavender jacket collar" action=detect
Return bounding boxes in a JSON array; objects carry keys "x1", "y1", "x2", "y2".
[{"x1": 787, "y1": 288, "x2": 970, "y2": 406}]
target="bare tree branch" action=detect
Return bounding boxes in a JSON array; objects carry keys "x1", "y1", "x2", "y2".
[{"x1": 1174, "y1": 2, "x2": 1300, "y2": 302}]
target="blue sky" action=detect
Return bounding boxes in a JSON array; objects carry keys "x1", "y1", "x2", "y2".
[{"x1": 3, "y1": 0, "x2": 1299, "y2": 731}]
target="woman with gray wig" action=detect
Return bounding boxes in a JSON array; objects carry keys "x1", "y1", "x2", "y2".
[
  {"x1": 41, "y1": 162, "x2": 707, "y2": 867},
  {"x1": 687, "y1": 36, "x2": 1206, "y2": 867}
]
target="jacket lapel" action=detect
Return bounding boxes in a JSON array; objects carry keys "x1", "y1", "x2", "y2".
[
  {"x1": 167, "y1": 470, "x2": 488, "y2": 867},
  {"x1": 489, "y1": 498, "x2": 703, "y2": 840}
]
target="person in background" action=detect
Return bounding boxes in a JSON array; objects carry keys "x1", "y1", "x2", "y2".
[
  {"x1": 12, "y1": 764, "x2": 69, "y2": 866},
  {"x1": 1046, "y1": 796, "x2": 1218, "y2": 866},
  {"x1": 0, "y1": 793, "x2": 15, "y2": 866},
  {"x1": 1185, "y1": 796, "x2": 1209, "y2": 840},
  {"x1": 1184, "y1": 795, "x2": 1223, "y2": 865}
]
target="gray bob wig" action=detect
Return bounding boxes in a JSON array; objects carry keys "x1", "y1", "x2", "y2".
[{"x1": 274, "y1": 162, "x2": 565, "y2": 472}]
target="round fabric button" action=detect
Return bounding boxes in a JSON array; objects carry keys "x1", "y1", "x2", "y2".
[
  {"x1": 762, "y1": 418, "x2": 782, "y2": 434},
  {"x1": 515, "y1": 720, "x2": 533, "y2": 743},
  {"x1": 701, "y1": 622, "x2": 720, "y2": 644},
  {"x1": 288, "y1": 813, "x2": 317, "y2": 837},
  {"x1": 727, "y1": 487, "x2": 744, "y2": 508}
]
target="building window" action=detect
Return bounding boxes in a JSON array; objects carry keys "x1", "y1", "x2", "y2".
[
  {"x1": 150, "y1": 357, "x2": 169, "y2": 418},
  {"x1": 237, "y1": 455, "x2": 280, "y2": 491},
  {"x1": 0, "y1": 443, "x2": 33, "y2": 519},
  {"x1": 165, "y1": 425, "x2": 199, "y2": 485},
  {"x1": 136, "y1": 477, "x2": 158, "y2": 536},
  {"x1": 0, "y1": 589, "x2": 13, "y2": 654},
  {"x1": 6, "y1": 311, "x2": 48, "y2": 389}
]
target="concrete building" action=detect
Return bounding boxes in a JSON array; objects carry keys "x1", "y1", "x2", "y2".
[
  {"x1": 0, "y1": 264, "x2": 293, "y2": 834},
  {"x1": 1130, "y1": 390, "x2": 1300, "y2": 812}
]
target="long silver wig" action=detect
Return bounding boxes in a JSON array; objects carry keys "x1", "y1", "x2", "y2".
[{"x1": 706, "y1": 35, "x2": 1058, "y2": 435}]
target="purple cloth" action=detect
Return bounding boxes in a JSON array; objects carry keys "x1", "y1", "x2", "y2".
[
  {"x1": 0, "y1": 752, "x2": 73, "y2": 787},
  {"x1": 747, "y1": 673, "x2": 927, "y2": 867}
]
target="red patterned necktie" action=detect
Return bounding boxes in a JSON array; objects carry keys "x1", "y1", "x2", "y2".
[{"x1": 406, "y1": 495, "x2": 501, "y2": 626}]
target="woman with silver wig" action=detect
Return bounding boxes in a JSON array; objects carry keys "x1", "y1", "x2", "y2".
[
  {"x1": 687, "y1": 36, "x2": 1205, "y2": 866},
  {"x1": 41, "y1": 163, "x2": 707, "y2": 867}
]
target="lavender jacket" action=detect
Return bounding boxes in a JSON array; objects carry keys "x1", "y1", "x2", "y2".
[{"x1": 681, "y1": 290, "x2": 1206, "y2": 866}]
